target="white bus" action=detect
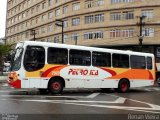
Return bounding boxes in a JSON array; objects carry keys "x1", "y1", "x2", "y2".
[{"x1": 8, "y1": 41, "x2": 155, "y2": 94}]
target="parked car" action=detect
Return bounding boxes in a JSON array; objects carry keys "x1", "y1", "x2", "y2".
[{"x1": 3, "y1": 62, "x2": 10, "y2": 73}]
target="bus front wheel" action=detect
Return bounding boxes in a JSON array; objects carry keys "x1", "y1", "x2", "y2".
[
  {"x1": 117, "y1": 79, "x2": 130, "y2": 93},
  {"x1": 48, "y1": 79, "x2": 63, "y2": 94}
]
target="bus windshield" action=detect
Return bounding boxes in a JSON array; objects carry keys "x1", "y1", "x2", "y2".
[{"x1": 11, "y1": 43, "x2": 24, "y2": 71}]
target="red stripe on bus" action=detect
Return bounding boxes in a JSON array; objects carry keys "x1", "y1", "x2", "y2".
[
  {"x1": 41, "y1": 66, "x2": 62, "y2": 77},
  {"x1": 100, "y1": 68, "x2": 117, "y2": 76},
  {"x1": 148, "y1": 70, "x2": 154, "y2": 80}
]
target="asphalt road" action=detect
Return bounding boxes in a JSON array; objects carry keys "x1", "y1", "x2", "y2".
[{"x1": 0, "y1": 83, "x2": 160, "y2": 120}]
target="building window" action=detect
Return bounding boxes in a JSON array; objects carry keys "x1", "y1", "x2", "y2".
[
  {"x1": 111, "y1": 0, "x2": 133, "y2": 4},
  {"x1": 48, "y1": 11, "x2": 53, "y2": 19},
  {"x1": 85, "y1": 15, "x2": 94, "y2": 24},
  {"x1": 63, "y1": 20, "x2": 68, "y2": 28},
  {"x1": 36, "y1": 17, "x2": 40, "y2": 24},
  {"x1": 95, "y1": 0, "x2": 104, "y2": 6},
  {"x1": 54, "y1": 36, "x2": 59, "y2": 43},
  {"x1": 42, "y1": 2, "x2": 46, "y2": 9},
  {"x1": 84, "y1": 32, "x2": 94, "y2": 39},
  {"x1": 48, "y1": 24, "x2": 53, "y2": 32},
  {"x1": 55, "y1": 8, "x2": 60, "y2": 16},
  {"x1": 72, "y1": 18, "x2": 80, "y2": 26},
  {"x1": 42, "y1": 14, "x2": 46, "y2": 21},
  {"x1": 122, "y1": 11, "x2": 134, "y2": 20},
  {"x1": 110, "y1": 29, "x2": 134, "y2": 38},
  {"x1": 31, "y1": 7, "x2": 34, "y2": 14},
  {"x1": 95, "y1": 14, "x2": 104, "y2": 22},
  {"x1": 142, "y1": 10, "x2": 153, "y2": 19},
  {"x1": 63, "y1": 6, "x2": 68, "y2": 14},
  {"x1": 41, "y1": 26, "x2": 46, "y2": 33},
  {"x1": 142, "y1": 28, "x2": 154, "y2": 37},
  {"x1": 121, "y1": 29, "x2": 134, "y2": 37},
  {"x1": 55, "y1": 0, "x2": 60, "y2": 3},
  {"x1": 85, "y1": 0, "x2": 94, "y2": 8},
  {"x1": 84, "y1": 31, "x2": 103, "y2": 40},
  {"x1": 36, "y1": 5, "x2": 40, "y2": 12},
  {"x1": 85, "y1": 14, "x2": 104, "y2": 24},
  {"x1": 64, "y1": 35, "x2": 68, "y2": 42},
  {"x1": 73, "y1": 3, "x2": 80, "y2": 11},
  {"x1": 48, "y1": 0, "x2": 53, "y2": 6},
  {"x1": 110, "y1": 12, "x2": 121, "y2": 20},
  {"x1": 95, "y1": 31, "x2": 104, "y2": 39},
  {"x1": 72, "y1": 33, "x2": 79, "y2": 41}
]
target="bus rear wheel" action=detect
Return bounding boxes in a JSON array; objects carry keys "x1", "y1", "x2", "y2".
[
  {"x1": 117, "y1": 79, "x2": 130, "y2": 93},
  {"x1": 48, "y1": 79, "x2": 63, "y2": 94}
]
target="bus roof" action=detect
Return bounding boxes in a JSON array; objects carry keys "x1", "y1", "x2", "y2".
[{"x1": 19, "y1": 41, "x2": 154, "y2": 57}]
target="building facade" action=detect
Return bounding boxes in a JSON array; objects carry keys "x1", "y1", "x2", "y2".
[{"x1": 5, "y1": 0, "x2": 160, "y2": 62}]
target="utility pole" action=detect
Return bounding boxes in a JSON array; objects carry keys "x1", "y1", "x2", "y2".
[
  {"x1": 138, "y1": 15, "x2": 146, "y2": 51},
  {"x1": 55, "y1": 19, "x2": 64, "y2": 44}
]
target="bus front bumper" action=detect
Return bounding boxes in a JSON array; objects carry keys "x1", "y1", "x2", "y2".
[{"x1": 7, "y1": 79, "x2": 21, "y2": 88}]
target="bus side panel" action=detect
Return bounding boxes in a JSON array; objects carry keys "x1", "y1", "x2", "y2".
[{"x1": 130, "y1": 80, "x2": 154, "y2": 88}]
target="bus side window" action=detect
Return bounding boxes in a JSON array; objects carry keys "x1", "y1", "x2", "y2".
[
  {"x1": 92, "y1": 52, "x2": 111, "y2": 67},
  {"x1": 112, "y1": 54, "x2": 129, "y2": 68},
  {"x1": 147, "y1": 57, "x2": 153, "y2": 69},
  {"x1": 69, "y1": 49, "x2": 91, "y2": 66},
  {"x1": 47, "y1": 47, "x2": 68, "y2": 65},
  {"x1": 130, "y1": 55, "x2": 146, "y2": 69}
]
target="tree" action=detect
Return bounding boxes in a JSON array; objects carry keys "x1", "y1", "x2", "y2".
[{"x1": 0, "y1": 44, "x2": 12, "y2": 74}]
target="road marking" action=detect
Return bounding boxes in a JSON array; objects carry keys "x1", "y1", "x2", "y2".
[
  {"x1": 0, "y1": 92, "x2": 100, "y2": 99},
  {"x1": 86, "y1": 93, "x2": 100, "y2": 98},
  {"x1": 2, "y1": 98, "x2": 159, "y2": 114},
  {"x1": 153, "y1": 88, "x2": 160, "y2": 91},
  {"x1": 114, "y1": 97, "x2": 126, "y2": 103},
  {"x1": 15, "y1": 96, "x2": 125, "y2": 104},
  {"x1": 1, "y1": 84, "x2": 8, "y2": 87},
  {"x1": 0, "y1": 93, "x2": 160, "y2": 113},
  {"x1": 144, "y1": 88, "x2": 152, "y2": 91}
]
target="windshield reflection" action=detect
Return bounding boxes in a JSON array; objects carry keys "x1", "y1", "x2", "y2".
[{"x1": 10, "y1": 43, "x2": 24, "y2": 71}]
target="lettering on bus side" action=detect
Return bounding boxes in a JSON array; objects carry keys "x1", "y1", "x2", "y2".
[{"x1": 68, "y1": 69, "x2": 98, "y2": 76}]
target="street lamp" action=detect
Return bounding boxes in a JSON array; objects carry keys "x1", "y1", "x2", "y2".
[{"x1": 55, "y1": 19, "x2": 64, "y2": 44}]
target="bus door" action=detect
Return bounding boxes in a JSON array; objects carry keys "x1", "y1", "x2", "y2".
[{"x1": 23, "y1": 46, "x2": 45, "y2": 88}]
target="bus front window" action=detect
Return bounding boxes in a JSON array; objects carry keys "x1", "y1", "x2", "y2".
[
  {"x1": 11, "y1": 47, "x2": 23, "y2": 71},
  {"x1": 23, "y1": 46, "x2": 45, "y2": 72}
]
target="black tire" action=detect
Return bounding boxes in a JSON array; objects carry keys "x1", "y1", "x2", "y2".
[
  {"x1": 101, "y1": 88, "x2": 111, "y2": 93},
  {"x1": 48, "y1": 79, "x2": 63, "y2": 94},
  {"x1": 39, "y1": 89, "x2": 48, "y2": 95},
  {"x1": 157, "y1": 77, "x2": 160, "y2": 86},
  {"x1": 117, "y1": 79, "x2": 130, "y2": 93}
]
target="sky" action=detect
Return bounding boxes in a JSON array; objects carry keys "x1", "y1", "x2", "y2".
[{"x1": 0, "y1": 0, "x2": 7, "y2": 38}]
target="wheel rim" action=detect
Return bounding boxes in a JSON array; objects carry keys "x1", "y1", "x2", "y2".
[
  {"x1": 121, "y1": 82, "x2": 128, "y2": 92},
  {"x1": 52, "y1": 82, "x2": 61, "y2": 90}
]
